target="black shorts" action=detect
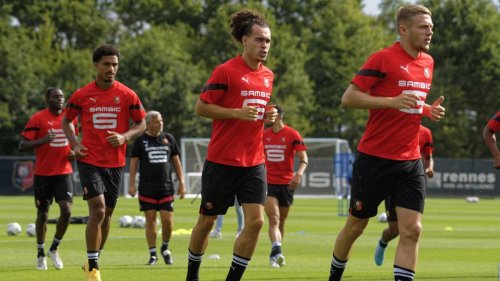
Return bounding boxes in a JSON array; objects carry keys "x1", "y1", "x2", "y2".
[
  {"x1": 267, "y1": 184, "x2": 294, "y2": 207},
  {"x1": 77, "y1": 161, "x2": 123, "y2": 209},
  {"x1": 349, "y1": 153, "x2": 425, "y2": 219},
  {"x1": 199, "y1": 160, "x2": 266, "y2": 216},
  {"x1": 385, "y1": 176, "x2": 428, "y2": 222},
  {"x1": 138, "y1": 194, "x2": 174, "y2": 212},
  {"x1": 34, "y1": 174, "x2": 73, "y2": 209}
]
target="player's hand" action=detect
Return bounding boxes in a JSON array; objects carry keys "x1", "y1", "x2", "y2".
[
  {"x1": 427, "y1": 96, "x2": 445, "y2": 122},
  {"x1": 128, "y1": 185, "x2": 137, "y2": 197},
  {"x1": 238, "y1": 106, "x2": 260, "y2": 121},
  {"x1": 44, "y1": 129, "x2": 56, "y2": 143},
  {"x1": 73, "y1": 144, "x2": 88, "y2": 159},
  {"x1": 67, "y1": 150, "x2": 76, "y2": 161},
  {"x1": 393, "y1": 92, "x2": 420, "y2": 110},
  {"x1": 425, "y1": 168, "x2": 434, "y2": 178},
  {"x1": 178, "y1": 182, "x2": 186, "y2": 199},
  {"x1": 264, "y1": 105, "x2": 278, "y2": 124},
  {"x1": 289, "y1": 173, "x2": 302, "y2": 190},
  {"x1": 106, "y1": 131, "x2": 127, "y2": 147},
  {"x1": 494, "y1": 152, "x2": 500, "y2": 169}
]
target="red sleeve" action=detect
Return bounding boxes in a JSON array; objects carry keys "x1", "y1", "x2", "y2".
[
  {"x1": 351, "y1": 52, "x2": 385, "y2": 93},
  {"x1": 21, "y1": 115, "x2": 40, "y2": 141},
  {"x1": 419, "y1": 127, "x2": 433, "y2": 156},
  {"x1": 199, "y1": 65, "x2": 228, "y2": 104},
  {"x1": 487, "y1": 111, "x2": 500, "y2": 132},
  {"x1": 128, "y1": 91, "x2": 146, "y2": 122},
  {"x1": 64, "y1": 91, "x2": 80, "y2": 121},
  {"x1": 292, "y1": 130, "x2": 307, "y2": 152}
]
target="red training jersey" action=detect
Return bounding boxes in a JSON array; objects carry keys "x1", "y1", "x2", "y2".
[
  {"x1": 21, "y1": 109, "x2": 77, "y2": 176},
  {"x1": 65, "y1": 81, "x2": 146, "y2": 168},
  {"x1": 487, "y1": 111, "x2": 500, "y2": 133},
  {"x1": 264, "y1": 125, "x2": 307, "y2": 184},
  {"x1": 352, "y1": 42, "x2": 434, "y2": 160},
  {"x1": 200, "y1": 55, "x2": 274, "y2": 167},
  {"x1": 418, "y1": 125, "x2": 433, "y2": 157}
]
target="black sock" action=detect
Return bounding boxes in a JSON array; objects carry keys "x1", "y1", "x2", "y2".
[
  {"x1": 161, "y1": 241, "x2": 169, "y2": 253},
  {"x1": 270, "y1": 245, "x2": 282, "y2": 257},
  {"x1": 149, "y1": 247, "x2": 157, "y2": 257},
  {"x1": 186, "y1": 249, "x2": 203, "y2": 281},
  {"x1": 37, "y1": 243, "x2": 45, "y2": 257},
  {"x1": 394, "y1": 265, "x2": 415, "y2": 281},
  {"x1": 225, "y1": 254, "x2": 249, "y2": 281},
  {"x1": 49, "y1": 237, "x2": 61, "y2": 252},
  {"x1": 87, "y1": 251, "x2": 99, "y2": 271},
  {"x1": 379, "y1": 238, "x2": 388, "y2": 248},
  {"x1": 329, "y1": 254, "x2": 347, "y2": 281}
]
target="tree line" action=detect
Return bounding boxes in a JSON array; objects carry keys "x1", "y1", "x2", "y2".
[{"x1": 1, "y1": 0, "x2": 499, "y2": 158}]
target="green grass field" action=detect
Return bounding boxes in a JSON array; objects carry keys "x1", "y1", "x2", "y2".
[{"x1": 1, "y1": 196, "x2": 499, "y2": 281}]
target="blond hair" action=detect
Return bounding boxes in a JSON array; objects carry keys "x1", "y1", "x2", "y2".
[{"x1": 396, "y1": 4, "x2": 431, "y2": 33}]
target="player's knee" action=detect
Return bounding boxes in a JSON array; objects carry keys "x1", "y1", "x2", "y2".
[
  {"x1": 348, "y1": 224, "x2": 366, "y2": 238},
  {"x1": 400, "y1": 223, "x2": 422, "y2": 242},
  {"x1": 246, "y1": 217, "x2": 264, "y2": 232}
]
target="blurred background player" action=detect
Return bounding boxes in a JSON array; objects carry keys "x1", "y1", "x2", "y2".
[
  {"x1": 209, "y1": 197, "x2": 244, "y2": 239},
  {"x1": 374, "y1": 124, "x2": 434, "y2": 266},
  {"x1": 63, "y1": 44, "x2": 146, "y2": 281},
  {"x1": 328, "y1": 5, "x2": 445, "y2": 281},
  {"x1": 19, "y1": 87, "x2": 77, "y2": 271},
  {"x1": 263, "y1": 104, "x2": 308, "y2": 268},
  {"x1": 186, "y1": 9, "x2": 277, "y2": 281},
  {"x1": 483, "y1": 111, "x2": 500, "y2": 169},
  {"x1": 128, "y1": 110, "x2": 186, "y2": 266}
]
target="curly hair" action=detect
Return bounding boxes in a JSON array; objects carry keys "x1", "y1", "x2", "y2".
[
  {"x1": 230, "y1": 9, "x2": 269, "y2": 43},
  {"x1": 92, "y1": 44, "x2": 120, "y2": 63},
  {"x1": 44, "y1": 87, "x2": 60, "y2": 101}
]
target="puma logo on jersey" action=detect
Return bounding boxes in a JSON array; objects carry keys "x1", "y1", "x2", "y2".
[
  {"x1": 90, "y1": 97, "x2": 97, "y2": 103},
  {"x1": 241, "y1": 77, "x2": 250, "y2": 84},
  {"x1": 400, "y1": 65, "x2": 409, "y2": 74},
  {"x1": 47, "y1": 121, "x2": 53, "y2": 126}
]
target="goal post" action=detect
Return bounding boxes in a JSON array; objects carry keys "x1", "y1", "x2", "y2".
[{"x1": 180, "y1": 137, "x2": 353, "y2": 215}]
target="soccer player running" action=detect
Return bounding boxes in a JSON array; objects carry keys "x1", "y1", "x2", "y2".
[
  {"x1": 62, "y1": 44, "x2": 146, "y2": 281},
  {"x1": 374, "y1": 124, "x2": 434, "y2": 266},
  {"x1": 263, "y1": 104, "x2": 308, "y2": 268},
  {"x1": 128, "y1": 110, "x2": 186, "y2": 266},
  {"x1": 185, "y1": 9, "x2": 277, "y2": 281},
  {"x1": 483, "y1": 111, "x2": 500, "y2": 169},
  {"x1": 19, "y1": 87, "x2": 77, "y2": 271},
  {"x1": 327, "y1": 5, "x2": 445, "y2": 281}
]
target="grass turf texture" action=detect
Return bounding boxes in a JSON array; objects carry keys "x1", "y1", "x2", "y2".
[{"x1": 0, "y1": 196, "x2": 499, "y2": 280}]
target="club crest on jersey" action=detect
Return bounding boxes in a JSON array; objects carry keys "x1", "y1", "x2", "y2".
[
  {"x1": 264, "y1": 78, "x2": 270, "y2": 88},
  {"x1": 424, "y1": 67, "x2": 430, "y2": 78},
  {"x1": 114, "y1": 96, "x2": 120, "y2": 104},
  {"x1": 281, "y1": 137, "x2": 286, "y2": 143}
]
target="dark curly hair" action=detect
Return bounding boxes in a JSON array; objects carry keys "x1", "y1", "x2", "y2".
[
  {"x1": 92, "y1": 44, "x2": 120, "y2": 63},
  {"x1": 44, "y1": 87, "x2": 60, "y2": 101},
  {"x1": 230, "y1": 9, "x2": 269, "y2": 43}
]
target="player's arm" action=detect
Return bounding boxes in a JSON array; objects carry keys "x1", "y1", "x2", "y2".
[
  {"x1": 106, "y1": 119, "x2": 146, "y2": 147},
  {"x1": 128, "y1": 157, "x2": 139, "y2": 197},
  {"x1": 18, "y1": 133, "x2": 55, "y2": 152},
  {"x1": 483, "y1": 125, "x2": 500, "y2": 169},
  {"x1": 422, "y1": 96, "x2": 445, "y2": 122},
  {"x1": 422, "y1": 152, "x2": 434, "y2": 178},
  {"x1": 195, "y1": 98, "x2": 260, "y2": 121},
  {"x1": 289, "y1": 150, "x2": 308, "y2": 190},
  {"x1": 341, "y1": 83, "x2": 421, "y2": 110},
  {"x1": 62, "y1": 117, "x2": 87, "y2": 159},
  {"x1": 171, "y1": 154, "x2": 186, "y2": 199}
]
